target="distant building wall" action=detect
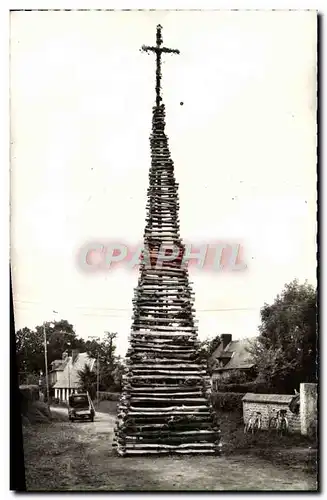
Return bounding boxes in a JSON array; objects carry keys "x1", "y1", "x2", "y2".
[
  {"x1": 242, "y1": 393, "x2": 301, "y2": 433},
  {"x1": 300, "y1": 383, "x2": 317, "y2": 436},
  {"x1": 49, "y1": 371, "x2": 58, "y2": 386}
]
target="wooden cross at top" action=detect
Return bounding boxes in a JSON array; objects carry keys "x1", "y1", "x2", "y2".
[{"x1": 141, "y1": 24, "x2": 180, "y2": 107}]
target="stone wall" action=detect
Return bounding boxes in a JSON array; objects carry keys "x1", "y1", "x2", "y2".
[
  {"x1": 300, "y1": 383, "x2": 317, "y2": 436},
  {"x1": 242, "y1": 393, "x2": 301, "y2": 433}
]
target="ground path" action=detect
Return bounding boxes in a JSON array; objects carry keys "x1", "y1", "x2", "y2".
[{"x1": 22, "y1": 406, "x2": 317, "y2": 491}]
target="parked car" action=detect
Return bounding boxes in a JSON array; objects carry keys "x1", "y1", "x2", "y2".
[{"x1": 68, "y1": 393, "x2": 95, "y2": 422}]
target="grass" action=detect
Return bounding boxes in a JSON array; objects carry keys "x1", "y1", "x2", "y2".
[
  {"x1": 218, "y1": 412, "x2": 317, "y2": 475},
  {"x1": 23, "y1": 423, "x2": 88, "y2": 491},
  {"x1": 95, "y1": 401, "x2": 317, "y2": 471},
  {"x1": 96, "y1": 399, "x2": 118, "y2": 414},
  {"x1": 22, "y1": 400, "x2": 68, "y2": 425}
]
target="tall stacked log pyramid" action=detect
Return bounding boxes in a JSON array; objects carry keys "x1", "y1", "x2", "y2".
[{"x1": 113, "y1": 24, "x2": 221, "y2": 456}]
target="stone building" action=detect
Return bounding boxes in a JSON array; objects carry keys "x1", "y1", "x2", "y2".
[
  {"x1": 242, "y1": 384, "x2": 318, "y2": 436},
  {"x1": 242, "y1": 393, "x2": 301, "y2": 433}
]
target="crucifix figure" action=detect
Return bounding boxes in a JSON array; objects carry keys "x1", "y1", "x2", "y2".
[{"x1": 141, "y1": 24, "x2": 180, "y2": 107}]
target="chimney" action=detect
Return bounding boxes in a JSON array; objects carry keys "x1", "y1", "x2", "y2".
[
  {"x1": 221, "y1": 334, "x2": 232, "y2": 349},
  {"x1": 72, "y1": 349, "x2": 79, "y2": 363}
]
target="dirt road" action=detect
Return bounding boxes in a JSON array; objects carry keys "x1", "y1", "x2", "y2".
[{"x1": 22, "y1": 408, "x2": 317, "y2": 491}]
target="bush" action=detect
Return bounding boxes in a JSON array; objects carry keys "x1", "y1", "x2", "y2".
[
  {"x1": 98, "y1": 391, "x2": 120, "y2": 401},
  {"x1": 23, "y1": 401, "x2": 52, "y2": 424},
  {"x1": 97, "y1": 400, "x2": 118, "y2": 414},
  {"x1": 210, "y1": 391, "x2": 245, "y2": 413},
  {"x1": 216, "y1": 370, "x2": 255, "y2": 385},
  {"x1": 19, "y1": 385, "x2": 40, "y2": 402},
  {"x1": 215, "y1": 381, "x2": 271, "y2": 394}
]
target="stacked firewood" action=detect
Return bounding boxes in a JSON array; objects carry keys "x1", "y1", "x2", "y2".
[{"x1": 113, "y1": 104, "x2": 221, "y2": 456}]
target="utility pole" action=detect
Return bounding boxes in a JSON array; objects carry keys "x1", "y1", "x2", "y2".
[
  {"x1": 96, "y1": 350, "x2": 99, "y2": 408},
  {"x1": 43, "y1": 322, "x2": 50, "y2": 403},
  {"x1": 43, "y1": 311, "x2": 72, "y2": 403},
  {"x1": 68, "y1": 356, "x2": 71, "y2": 398},
  {"x1": 88, "y1": 335, "x2": 101, "y2": 408}
]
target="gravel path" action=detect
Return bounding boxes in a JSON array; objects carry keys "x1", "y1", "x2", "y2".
[{"x1": 22, "y1": 407, "x2": 317, "y2": 491}]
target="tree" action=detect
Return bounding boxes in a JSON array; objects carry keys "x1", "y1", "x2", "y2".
[
  {"x1": 111, "y1": 356, "x2": 126, "y2": 391},
  {"x1": 15, "y1": 327, "x2": 45, "y2": 379},
  {"x1": 248, "y1": 279, "x2": 317, "y2": 393},
  {"x1": 77, "y1": 364, "x2": 97, "y2": 399},
  {"x1": 196, "y1": 335, "x2": 222, "y2": 375},
  {"x1": 84, "y1": 332, "x2": 122, "y2": 391},
  {"x1": 16, "y1": 321, "x2": 123, "y2": 392},
  {"x1": 197, "y1": 335, "x2": 221, "y2": 358},
  {"x1": 15, "y1": 320, "x2": 87, "y2": 382},
  {"x1": 84, "y1": 332, "x2": 117, "y2": 367}
]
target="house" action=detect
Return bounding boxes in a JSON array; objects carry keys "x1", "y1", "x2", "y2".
[
  {"x1": 49, "y1": 357, "x2": 66, "y2": 388},
  {"x1": 210, "y1": 334, "x2": 256, "y2": 386},
  {"x1": 50, "y1": 350, "x2": 96, "y2": 402}
]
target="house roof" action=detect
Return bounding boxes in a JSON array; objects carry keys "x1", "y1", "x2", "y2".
[
  {"x1": 53, "y1": 352, "x2": 96, "y2": 389},
  {"x1": 242, "y1": 393, "x2": 296, "y2": 404},
  {"x1": 212, "y1": 338, "x2": 255, "y2": 371},
  {"x1": 50, "y1": 359, "x2": 66, "y2": 371},
  {"x1": 209, "y1": 342, "x2": 225, "y2": 361}
]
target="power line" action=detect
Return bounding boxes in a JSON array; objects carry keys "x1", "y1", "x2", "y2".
[
  {"x1": 13, "y1": 299, "x2": 258, "y2": 313},
  {"x1": 13, "y1": 299, "x2": 311, "y2": 311},
  {"x1": 13, "y1": 308, "x2": 257, "y2": 319}
]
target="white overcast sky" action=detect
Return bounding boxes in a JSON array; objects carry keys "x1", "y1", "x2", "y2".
[{"x1": 10, "y1": 10, "x2": 317, "y2": 356}]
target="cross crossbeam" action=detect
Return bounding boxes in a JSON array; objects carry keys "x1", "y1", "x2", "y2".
[{"x1": 141, "y1": 24, "x2": 180, "y2": 106}]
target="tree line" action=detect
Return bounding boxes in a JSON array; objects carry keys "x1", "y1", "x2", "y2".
[
  {"x1": 199, "y1": 279, "x2": 317, "y2": 393},
  {"x1": 15, "y1": 322, "x2": 124, "y2": 395},
  {"x1": 15, "y1": 279, "x2": 317, "y2": 397}
]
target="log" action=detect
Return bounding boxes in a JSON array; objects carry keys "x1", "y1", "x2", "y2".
[
  {"x1": 136, "y1": 308, "x2": 195, "y2": 315},
  {"x1": 130, "y1": 370, "x2": 206, "y2": 376},
  {"x1": 129, "y1": 342, "x2": 195, "y2": 348},
  {"x1": 130, "y1": 363, "x2": 202, "y2": 369},
  {"x1": 117, "y1": 449, "x2": 217, "y2": 455},
  {"x1": 129, "y1": 386, "x2": 203, "y2": 392},
  {"x1": 130, "y1": 397, "x2": 207, "y2": 404},
  {"x1": 129, "y1": 391, "x2": 204, "y2": 397},
  {"x1": 133, "y1": 344, "x2": 193, "y2": 359},
  {"x1": 124, "y1": 410, "x2": 211, "y2": 416},
  {"x1": 130, "y1": 329, "x2": 196, "y2": 335},
  {"x1": 128, "y1": 359, "x2": 202, "y2": 366},
  {"x1": 122, "y1": 435, "x2": 218, "y2": 445},
  {"x1": 129, "y1": 404, "x2": 208, "y2": 412},
  {"x1": 125, "y1": 430, "x2": 216, "y2": 437},
  {"x1": 113, "y1": 100, "x2": 220, "y2": 456},
  {"x1": 123, "y1": 443, "x2": 216, "y2": 449},
  {"x1": 133, "y1": 317, "x2": 197, "y2": 325},
  {"x1": 130, "y1": 375, "x2": 203, "y2": 380}
]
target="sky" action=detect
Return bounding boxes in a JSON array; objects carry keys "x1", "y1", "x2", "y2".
[{"x1": 10, "y1": 10, "x2": 317, "y2": 356}]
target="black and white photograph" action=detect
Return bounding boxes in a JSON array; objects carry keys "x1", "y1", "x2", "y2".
[{"x1": 10, "y1": 8, "x2": 318, "y2": 492}]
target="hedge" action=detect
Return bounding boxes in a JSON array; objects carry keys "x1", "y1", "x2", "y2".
[
  {"x1": 98, "y1": 391, "x2": 121, "y2": 401},
  {"x1": 210, "y1": 391, "x2": 245, "y2": 413},
  {"x1": 214, "y1": 381, "x2": 270, "y2": 394},
  {"x1": 19, "y1": 385, "x2": 40, "y2": 402}
]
